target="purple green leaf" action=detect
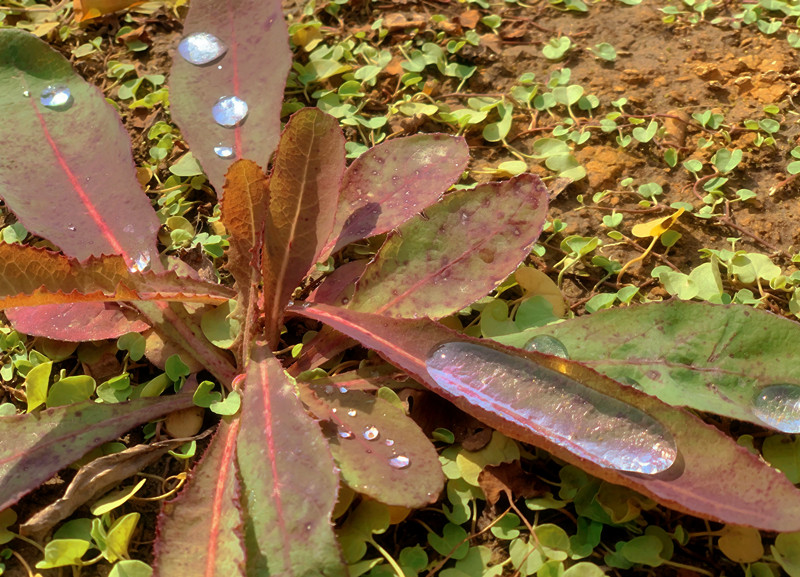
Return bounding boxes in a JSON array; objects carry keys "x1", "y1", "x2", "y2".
[
  {"x1": 0, "y1": 29, "x2": 160, "y2": 267},
  {"x1": 262, "y1": 108, "x2": 345, "y2": 346},
  {"x1": 154, "y1": 419, "x2": 245, "y2": 577},
  {"x1": 289, "y1": 302, "x2": 800, "y2": 532},
  {"x1": 302, "y1": 384, "x2": 443, "y2": 507},
  {"x1": 495, "y1": 300, "x2": 800, "y2": 431},
  {"x1": 6, "y1": 302, "x2": 149, "y2": 341},
  {"x1": 321, "y1": 134, "x2": 470, "y2": 258},
  {"x1": 236, "y1": 345, "x2": 347, "y2": 575},
  {"x1": 0, "y1": 394, "x2": 194, "y2": 512},
  {"x1": 169, "y1": 0, "x2": 292, "y2": 193},
  {"x1": 348, "y1": 174, "x2": 548, "y2": 319}
]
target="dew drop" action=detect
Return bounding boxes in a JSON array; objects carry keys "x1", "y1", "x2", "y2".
[
  {"x1": 40, "y1": 85, "x2": 73, "y2": 110},
  {"x1": 214, "y1": 144, "x2": 235, "y2": 159},
  {"x1": 212, "y1": 96, "x2": 249, "y2": 127},
  {"x1": 324, "y1": 385, "x2": 335, "y2": 395},
  {"x1": 425, "y1": 342, "x2": 677, "y2": 475},
  {"x1": 22, "y1": 90, "x2": 30, "y2": 97},
  {"x1": 338, "y1": 427, "x2": 354, "y2": 439},
  {"x1": 347, "y1": 409, "x2": 357, "y2": 417},
  {"x1": 67, "y1": 224, "x2": 76, "y2": 232},
  {"x1": 362, "y1": 425, "x2": 380, "y2": 441},
  {"x1": 752, "y1": 384, "x2": 800, "y2": 433},
  {"x1": 128, "y1": 251, "x2": 151, "y2": 273},
  {"x1": 341, "y1": 297, "x2": 350, "y2": 305},
  {"x1": 384, "y1": 438, "x2": 394, "y2": 447},
  {"x1": 178, "y1": 32, "x2": 227, "y2": 65},
  {"x1": 523, "y1": 335, "x2": 569, "y2": 359},
  {"x1": 331, "y1": 407, "x2": 337, "y2": 413},
  {"x1": 512, "y1": 228, "x2": 521, "y2": 236},
  {"x1": 217, "y1": 65, "x2": 223, "y2": 70},
  {"x1": 338, "y1": 386, "x2": 348, "y2": 394},
  {"x1": 389, "y1": 455, "x2": 410, "y2": 469}
]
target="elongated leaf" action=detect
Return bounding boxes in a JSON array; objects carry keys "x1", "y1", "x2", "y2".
[
  {"x1": 289, "y1": 302, "x2": 800, "y2": 532},
  {"x1": 321, "y1": 134, "x2": 470, "y2": 258},
  {"x1": 154, "y1": 419, "x2": 244, "y2": 577},
  {"x1": 349, "y1": 174, "x2": 548, "y2": 318},
  {"x1": 495, "y1": 301, "x2": 800, "y2": 430},
  {"x1": 22, "y1": 437, "x2": 188, "y2": 539},
  {"x1": 0, "y1": 394, "x2": 194, "y2": 511},
  {"x1": 6, "y1": 302, "x2": 149, "y2": 341},
  {"x1": 0, "y1": 29, "x2": 160, "y2": 266},
  {"x1": 0, "y1": 243, "x2": 234, "y2": 310},
  {"x1": 301, "y1": 384, "x2": 443, "y2": 507},
  {"x1": 169, "y1": 0, "x2": 292, "y2": 193},
  {"x1": 220, "y1": 160, "x2": 269, "y2": 364},
  {"x1": 262, "y1": 109, "x2": 345, "y2": 346},
  {"x1": 236, "y1": 345, "x2": 346, "y2": 575}
]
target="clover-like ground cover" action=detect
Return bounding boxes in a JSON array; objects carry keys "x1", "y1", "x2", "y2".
[{"x1": 1, "y1": 0, "x2": 800, "y2": 575}]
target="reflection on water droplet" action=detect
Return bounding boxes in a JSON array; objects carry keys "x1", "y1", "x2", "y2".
[
  {"x1": 67, "y1": 224, "x2": 76, "y2": 232},
  {"x1": 178, "y1": 32, "x2": 227, "y2": 65},
  {"x1": 752, "y1": 384, "x2": 800, "y2": 433},
  {"x1": 212, "y1": 96, "x2": 248, "y2": 127},
  {"x1": 425, "y1": 341, "x2": 677, "y2": 475},
  {"x1": 22, "y1": 90, "x2": 30, "y2": 97},
  {"x1": 341, "y1": 297, "x2": 350, "y2": 305},
  {"x1": 214, "y1": 144, "x2": 235, "y2": 159},
  {"x1": 389, "y1": 455, "x2": 410, "y2": 469},
  {"x1": 217, "y1": 65, "x2": 223, "y2": 70},
  {"x1": 524, "y1": 335, "x2": 569, "y2": 359},
  {"x1": 347, "y1": 409, "x2": 357, "y2": 417},
  {"x1": 385, "y1": 438, "x2": 394, "y2": 447},
  {"x1": 338, "y1": 427, "x2": 354, "y2": 439},
  {"x1": 40, "y1": 85, "x2": 73, "y2": 110},
  {"x1": 338, "y1": 386, "x2": 348, "y2": 394},
  {"x1": 363, "y1": 426, "x2": 380, "y2": 441},
  {"x1": 128, "y1": 251, "x2": 151, "y2": 273},
  {"x1": 324, "y1": 385, "x2": 334, "y2": 394}
]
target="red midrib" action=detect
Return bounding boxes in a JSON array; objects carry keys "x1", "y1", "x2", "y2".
[
  {"x1": 205, "y1": 419, "x2": 240, "y2": 577},
  {"x1": 32, "y1": 99, "x2": 128, "y2": 261}
]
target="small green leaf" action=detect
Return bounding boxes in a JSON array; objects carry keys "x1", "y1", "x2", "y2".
[
  {"x1": 711, "y1": 148, "x2": 743, "y2": 174},
  {"x1": 209, "y1": 390, "x2": 241, "y2": 416},
  {"x1": 0, "y1": 510, "x2": 16, "y2": 545},
  {"x1": 428, "y1": 523, "x2": 469, "y2": 559},
  {"x1": 35, "y1": 539, "x2": 91, "y2": 569},
  {"x1": 91, "y1": 479, "x2": 147, "y2": 516},
  {"x1": 591, "y1": 42, "x2": 616, "y2": 61},
  {"x1": 621, "y1": 535, "x2": 665, "y2": 566},
  {"x1": 165, "y1": 355, "x2": 190, "y2": 381},
  {"x1": 542, "y1": 37, "x2": 571, "y2": 60},
  {"x1": 104, "y1": 513, "x2": 140, "y2": 563},
  {"x1": 117, "y1": 333, "x2": 146, "y2": 361},
  {"x1": 109, "y1": 560, "x2": 153, "y2": 577},
  {"x1": 169, "y1": 152, "x2": 204, "y2": 177},
  {"x1": 762, "y1": 435, "x2": 800, "y2": 483},
  {"x1": 200, "y1": 300, "x2": 240, "y2": 349},
  {"x1": 46, "y1": 375, "x2": 95, "y2": 408},
  {"x1": 193, "y1": 380, "x2": 222, "y2": 408},
  {"x1": 24, "y1": 361, "x2": 52, "y2": 412}
]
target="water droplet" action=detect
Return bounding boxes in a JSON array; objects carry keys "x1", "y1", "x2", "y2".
[
  {"x1": 331, "y1": 407, "x2": 337, "y2": 413},
  {"x1": 524, "y1": 335, "x2": 569, "y2": 359},
  {"x1": 389, "y1": 455, "x2": 410, "y2": 469},
  {"x1": 425, "y1": 342, "x2": 677, "y2": 475},
  {"x1": 40, "y1": 85, "x2": 73, "y2": 110},
  {"x1": 512, "y1": 228, "x2": 521, "y2": 236},
  {"x1": 338, "y1": 427, "x2": 354, "y2": 439},
  {"x1": 67, "y1": 224, "x2": 76, "y2": 232},
  {"x1": 338, "y1": 386, "x2": 348, "y2": 394},
  {"x1": 384, "y1": 438, "x2": 395, "y2": 447},
  {"x1": 362, "y1": 426, "x2": 380, "y2": 441},
  {"x1": 324, "y1": 385, "x2": 334, "y2": 395},
  {"x1": 128, "y1": 251, "x2": 151, "y2": 273},
  {"x1": 212, "y1": 96, "x2": 248, "y2": 127},
  {"x1": 301, "y1": 302, "x2": 311, "y2": 309},
  {"x1": 287, "y1": 300, "x2": 295, "y2": 307},
  {"x1": 217, "y1": 65, "x2": 223, "y2": 70},
  {"x1": 214, "y1": 144, "x2": 235, "y2": 159},
  {"x1": 341, "y1": 297, "x2": 350, "y2": 305},
  {"x1": 178, "y1": 32, "x2": 227, "y2": 65},
  {"x1": 22, "y1": 90, "x2": 30, "y2": 97},
  {"x1": 347, "y1": 409, "x2": 357, "y2": 417},
  {"x1": 752, "y1": 384, "x2": 800, "y2": 433}
]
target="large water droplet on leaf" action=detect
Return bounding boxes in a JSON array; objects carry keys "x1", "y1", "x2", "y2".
[
  {"x1": 128, "y1": 251, "x2": 151, "y2": 274},
  {"x1": 425, "y1": 342, "x2": 677, "y2": 475},
  {"x1": 752, "y1": 384, "x2": 800, "y2": 433},
  {"x1": 363, "y1": 426, "x2": 380, "y2": 441},
  {"x1": 524, "y1": 335, "x2": 569, "y2": 359},
  {"x1": 214, "y1": 144, "x2": 235, "y2": 159},
  {"x1": 178, "y1": 32, "x2": 227, "y2": 65},
  {"x1": 389, "y1": 455, "x2": 410, "y2": 469},
  {"x1": 40, "y1": 85, "x2": 73, "y2": 110},
  {"x1": 212, "y1": 96, "x2": 248, "y2": 127}
]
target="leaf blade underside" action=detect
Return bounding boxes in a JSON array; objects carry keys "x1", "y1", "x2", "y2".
[
  {"x1": 0, "y1": 29, "x2": 160, "y2": 265},
  {"x1": 6, "y1": 302, "x2": 149, "y2": 341},
  {"x1": 289, "y1": 302, "x2": 800, "y2": 532},
  {"x1": 236, "y1": 345, "x2": 347, "y2": 576}
]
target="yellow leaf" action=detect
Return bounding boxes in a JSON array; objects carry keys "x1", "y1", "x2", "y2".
[
  {"x1": 515, "y1": 266, "x2": 566, "y2": 317},
  {"x1": 718, "y1": 525, "x2": 764, "y2": 563},
  {"x1": 631, "y1": 208, "x2": 684, "y2": 239},
  {"x1": 73, "y1": 0, "x2": 143, "y2": 21}
]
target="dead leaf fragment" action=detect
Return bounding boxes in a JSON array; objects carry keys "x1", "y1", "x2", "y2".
[
  {"x1": 458, "y1": 9, "x2": 481, "y2": 28},
  {"x1": 383, "y1": 12, "x2": 427, "y2": 31},
  {"x1": 478, "y1": 462, "x2": 545, "y2": 505}
]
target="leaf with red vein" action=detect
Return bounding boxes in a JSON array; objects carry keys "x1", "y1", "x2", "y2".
[
  {"x1": 0, "y1": 394, "x2": 194, "y2": 512},
  {"x1": 236, "y1": 345, "x2": 347, "y2": 575},
  {"x1": 0, "y1": 243, "x2": 234, "y2": 310},
  {"x1": 262, "y1": 109, "x2": 345, "y2": 346},
  {"x1": 348, "y1": 174, "x2": 548, "y2": 319},
  {"x1": 289, "y1": 302, "x2": 800, "y2": 532},
  {"x1": 154, "y1": 419, "x2": 245, "y2": 577},
  {"x1": 169, "y1": 0, "x2": 292, "y2": 193},
  {"x1": 301, "y1": 384, "x2": 443, "y2": 507},
  {"x1": 321, "y1": 134, "x2": 470, "y2": 259},
  {"x1": 220, "y1": 159, "x2": 269, "y2": 364},
  {"x1": 6, "y1": 302, "x2": 149, "y2": 341},
  {"x1": 0, "y1": 29, "x2": 160, "y2": 266}
]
